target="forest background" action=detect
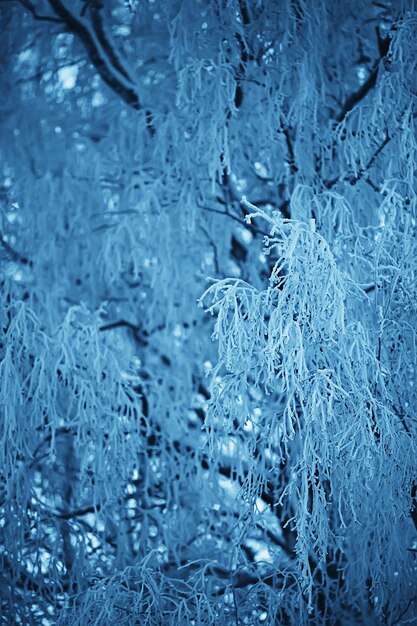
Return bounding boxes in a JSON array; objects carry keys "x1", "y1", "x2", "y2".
[{"x1": 1, "y1": 1, "x2": 417, "y2": 624}]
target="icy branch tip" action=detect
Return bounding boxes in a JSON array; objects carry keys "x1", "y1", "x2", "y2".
[{"x1": 241, "y1": 196, "x2": 258, "y2": 212}]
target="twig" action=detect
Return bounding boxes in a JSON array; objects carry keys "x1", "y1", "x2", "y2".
[
  {"x1": 348, "y1": 132, "x2": 391, "y2": 186},
  {"x1": 47, "y1": 0, "x2": 141, "y2": 110},
  {"x1": 337, "y1": 65, "x2": 379, "y2": 123},
  {"x1": 55, "y1": 504, "x2": 98, "y2": 519},
  {"x1": 17, "y1": 0, "x2": 61, "y2": 23},
  {"x1": 199, "y1": 204, "x2": 269, "y2": 237},
  {"x1": 391, "y1": 596, "x2": 417, "y2": 626},
  {"x1": 280, "y1": 125, "x2": 298, "y2": 175},
  {"x1": 88, "y1": 1, "x2": 131, "y2": 82},
  {"x1": 99, "y1": 318, "x2": 147, "y2": 347},
  {"x1": 324, "y1": 131, "x2": 391, "y2": 190},
  {"x1": 0, "y1": 233, "x2": 31, "y2": 266},
  {"x1": 99, "y1": 319, "x2": 140, "y2": 333}
]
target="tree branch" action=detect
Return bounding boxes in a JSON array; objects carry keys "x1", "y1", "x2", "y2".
[
  {"x1": 233, "y1": 1, "x2": 251, "y2": 110},
  {"x1": 99, "y1": 319, "x2": 147, "y2": 346},
  {"x1": 47, "y1": 0, "x2": 141, "y2": 109},
  {"x1": 0, "y1": 233, "x2": 31, "y2": 266},
  {"x1": 336, "y1": 29, "x2": 391, "y2": 124},
  {"x1": 55, "y1": 504, "x2": 97, "y2": 519},
  {"x1": 348, "y1": 131, "x2": 391, "y2": 186},
  {"x1": 88, "y1": 0, "x2": 132, "y2": 83},
  {"x1": 280, "y1": 124, "x2": 298, "y2": 176},
  {"x1": 199, "y1": 204, "x2": 269, "y2": 237},
  {"x1": 337, "y1": 65, "x2": 379, "y2": 123},
  {"x1": 324, "y1": 130, "x2": 391, "y2": 190},
  {"x1": 17, "y1": 0, "x2": 61, "y2": 23}
]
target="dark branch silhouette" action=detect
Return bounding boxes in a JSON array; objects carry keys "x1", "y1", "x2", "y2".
[{"x1": 47, "y1": 0, "x2": 141, "y2": 109}]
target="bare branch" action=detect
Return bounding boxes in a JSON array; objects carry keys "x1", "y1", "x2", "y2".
[
  {"x1": 88, "y1": 0, "x2": 132, "y2": 83},
  {"x1": 337, "y1": 65, "x2": 379, "y2": 123},
  {"x1": 47, "y1": 0, "x2": 141, "y2": 109},
  {"x1": 336, "y1": 28, "x2": 391, "y2": 124},
  {"x1": 199, "y1": 204, "x2": 269, "y2": 237},
  {"x1": 280, "y1": 124, "x2": 298, "y2": 176},
  {"x1": 17, "y1": 0, "x2": 61, "y2": 23},
  {"x1": 324, "y1": 130, "x2": 391, "y2": 190},
  {"x1": 99, "y1": 319, "x2": 147, "y2": 346}
]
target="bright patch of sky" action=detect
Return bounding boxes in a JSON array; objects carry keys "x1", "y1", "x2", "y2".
[
  {"x1": 58, "y1": 65, "x2": 79, "y2": 90},
  {"x1": 92, "y1": 91, "x2": 105, "y2": 107},
  {"x1": 254, "y1": 161, "x2": 269, "y2": 178}
]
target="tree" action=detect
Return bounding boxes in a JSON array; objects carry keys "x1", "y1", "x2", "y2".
[{"x1": 1, "y1": 0, "x2": 417, "y2": 624}]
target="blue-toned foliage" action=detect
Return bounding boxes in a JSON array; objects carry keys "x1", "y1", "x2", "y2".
[{"x1": 1, "y1": 1, "x2": 417, "y2": 624}]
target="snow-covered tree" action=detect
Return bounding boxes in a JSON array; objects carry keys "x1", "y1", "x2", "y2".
[{"x1": 1, "y1": 1, "x2": 417, "y2": 624}]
